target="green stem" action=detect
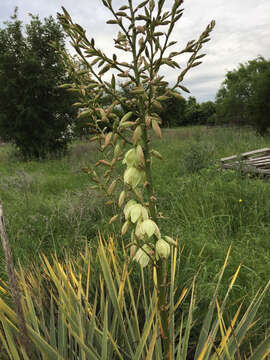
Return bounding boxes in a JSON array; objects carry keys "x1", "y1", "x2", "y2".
[
  {"x1": 157, "y1": 258, "x2": 170, "y2": 359},
  {"x1": 141, "y1": 113, "x2": 171, "y2": 360}
]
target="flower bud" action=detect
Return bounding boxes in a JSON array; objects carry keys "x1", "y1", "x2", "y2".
[
  {"x1": 156, "y1": 239, "x2": 170, "y2": 259},
  {"x1": 129, "y1": 204, "x2": 143, "y2": 223},
  {"x1": 121, "y1": 220, "x2": 130, "y2": 236},
  {"x1": 123, "y1": 148, "x2": 139, "y2": 167},
  {"x1": 133, "y1": 245, "x2": 151, "y2": 267},
  {"x1": 118, "y1": 190, "x2": 125, "y2": 208},
  {"x1": 139, "y1": 219, "x2": 160, "y2": 239},
  {"x1": 124, "y1": 200, "x2": 137, "y2": 219},
  {"x1": 114, "y1": 143, "x2": 122, "y2": 158},
  {"x1": 124, "y1": 167, "x2": 145, "y2": 188}
]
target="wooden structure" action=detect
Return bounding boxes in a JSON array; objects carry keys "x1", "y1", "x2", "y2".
[{"x1": 221, "y1": 148, "x2": 270, "y2": 176}]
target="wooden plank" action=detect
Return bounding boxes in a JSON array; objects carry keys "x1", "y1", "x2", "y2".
[
  {"x1": 240, "y1": 148, "x2": 270, "y2": 158},
  {"x1": 221, "y1": 154, "x2": 238, "y2": 162},
  {"x1": 221, "y1": 148, "x2": 270, "y2": 163},
  {"x1": 245, "y1": 155, "x2": 270, "y2": 162}
]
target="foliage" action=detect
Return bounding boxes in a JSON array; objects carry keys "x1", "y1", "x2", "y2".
[
  {"x1": 0, "y1": 238, "x2": 269, "y2": 359},
  {"x1": 0, "y1": 9, "x2": 76, "y2": 158},
  {"x1": 215, "y1": 56, "x2": 270, "y2": 135},
  {"x1": 248, "y1": 67, "x2": 270, "y2": 135},
  {"x1": 182, "y1": 98, "x2": 216, "y2": 126},
  {"x1": 200, "y1": 101, "x2": 216, "y2": 125},
  {"x1": 184, "y1": 96, "x2": 202, "y2": 125},
  {"x1": 160, "y1": 92, "x2": 186, "y2": 127}
]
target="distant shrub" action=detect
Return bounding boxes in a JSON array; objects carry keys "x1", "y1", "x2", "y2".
[{"x1": 179, "y1": 142, "x2": 214, "y2": 175}]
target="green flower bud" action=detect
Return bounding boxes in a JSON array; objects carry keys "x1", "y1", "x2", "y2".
[
  {"x1": 124, "y1": 167, "x2": 145, "y2": 188},
  {"x1": 156, "y1": 239, "x2": 170, "y2": 259},
  {"x1": 124, "y1": 200, "x2": 137, "y2": 220},
  {"x1": 129, "y1": 204, "x2": 143, "y2": 223},
  {"x1": 114, "y1": 142, "x2": 122, "y2": 158},
  {"x1": 133, "y1": 245, "x2": 151, "y2": 267},
  {"x1": 126, "y1": 204, "x2": 149, "y2": 223},
  {"x1": 139, "y1": 219, "x2": 160, "y2": 239},
  {"x1": 122, "y1": 148, "x2": 139, "y2": 167}
]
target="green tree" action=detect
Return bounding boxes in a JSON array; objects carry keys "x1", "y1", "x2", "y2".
[
  {"x1": 184, "y1": 96, "x2": 201, "y2": 124},
  {"x1": 160, "y1": 92, "x2": 186, "y2": 127},
  {"x1": 248, "y1": 67, "x2": 270, "y2": 135},
  {"x1": 215, "y1": 56, "x2": 270, "y2": 134},
  {"x1": 0, "y1": 9, "x2": 76, "y2": 158},
  {"x1": 200, "y1": 100, "x2": 216, "y2": 124}
]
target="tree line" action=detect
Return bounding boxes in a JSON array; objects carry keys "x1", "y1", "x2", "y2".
[{"x1": 0, "y1": 10, "x2": 269, "y2": 159}]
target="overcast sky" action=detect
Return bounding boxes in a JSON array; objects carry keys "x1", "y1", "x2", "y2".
[{"x1": 1, "y1": 0, "x2": 270, "y2": 102}]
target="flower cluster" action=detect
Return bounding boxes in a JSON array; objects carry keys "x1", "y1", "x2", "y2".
[{"x1": 122, "y1": 149, "x2": 171, "y2": 267}]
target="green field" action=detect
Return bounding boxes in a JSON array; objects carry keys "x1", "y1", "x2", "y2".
[{"x1": 0, "y1": 125, "x2": 270, "y2": 349}]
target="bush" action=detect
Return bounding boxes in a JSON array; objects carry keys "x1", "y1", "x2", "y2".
[{"x1": 179, "y1": 142, "x2": 214, "y2": 175}]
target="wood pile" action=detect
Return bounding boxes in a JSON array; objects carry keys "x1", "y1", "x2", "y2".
[{"x1": 221, "y1": 148, "x2": 270, "y2": 176}]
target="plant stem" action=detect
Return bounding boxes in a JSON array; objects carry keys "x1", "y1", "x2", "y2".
[{"x1": 141, "y1": 122, "x2": 171, "y2": 359}]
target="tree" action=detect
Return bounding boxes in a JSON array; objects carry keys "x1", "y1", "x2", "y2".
[
  {"x1": 184, "y1": 96, "x2": 201, "y2": 124},
  {"x1": 0, "y1": 9, "x2": 76, "y2": 158},
  {"x1": 199, "y1": 100, "x2": 216, "y2": 124},
  {"x1": 160, "y1": 92, "x2": 186, "y2": 127},
  {"x1": 215, "y1": 56, "x2": 270, "y2": 134},
  {"x1": 248, "y1": 67, "x2": 270, "y2": 135}
]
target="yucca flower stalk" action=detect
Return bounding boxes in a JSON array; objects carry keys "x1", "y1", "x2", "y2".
[{"x1": 57, "y1": 0, "x2": 215, "y2": 357}]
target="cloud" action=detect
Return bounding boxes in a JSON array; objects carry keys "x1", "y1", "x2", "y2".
[{"x1": 1, "y1": 0, "x2": 270, "y2": 102}]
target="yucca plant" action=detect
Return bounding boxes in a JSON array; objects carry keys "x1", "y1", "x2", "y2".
[
  {"x1": 0, "y1": 237, "x2": 269, "y2": 359},
  {"x1": 56, "y1": 1, "x2": 216, "y2": 356}
]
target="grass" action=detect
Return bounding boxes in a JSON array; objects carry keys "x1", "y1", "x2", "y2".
[
  {"x1": 0, "y1": 126, "x2": 270, "y2": 351},
  {"x1": 0, "y1": 141, "x2": 113, "y2": 277}
]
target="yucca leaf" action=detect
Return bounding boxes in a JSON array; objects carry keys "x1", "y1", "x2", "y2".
[
  {"x1": 133, "y1": 300, "x2": 158, "y2": 360},
  {"x1": 0, "y1": 296, "x2": 18, "y2": 323},
  {"x1": 101, "y1": 301, "x2": 108, "y2": 360},
  {"x1": 20, "y1": 268, "x2": 40, "y2": 334},
  {"x1": 78, "y1": 307, "x2": 87, "y2": 360},
  {"x1": 57, "y1": 310, "x2": 67, "y2": 359},
  {"x1": 176, "y1": 312, "x2": 184, "y2": 360},
  {"x1": 0, "y1": 318, "x2": 21, "y2": 360},
  {"x1": 145, "y1": 321, "x2": 158, "y2": 360},
  {"x1": 125, "y1": 264, "x2": 141, "y2": 339},
  {"x1": 20, "y1": 346, "x2": 31, "y2": 360},
  {"x1": 248, "y1": 336, "x2": 270, "y2": 360},
  {"x1": 26, "y1": 325, "x2": 64, "y2": 360},
  {"x1": 49, "y1": 295, "x2": 57, "y2": 349},
  {"x1": 62, "y1": 325, "x2": 101, "y2": 360},
  {"x1": 180, "y1": 279, "x2": 195, "y2": 359},
  {"x1": 226, "y1": 280, "x2": 270, "y2": 358},
  {"x1": 213, "y1": 301, "x2": 242, "y2": 359},
  {"x1": 87, "y1": 291, "x2": 98, "y2": 345},
  {"x1": 194, "y1": 247, "x2": 232, "y2": 359},
  {"x1": 0, "y1": 329, "x2": 13, "y2": 359},
  {"x1": 98, "y1": 241, "x2": 134, "y2": 357}
]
